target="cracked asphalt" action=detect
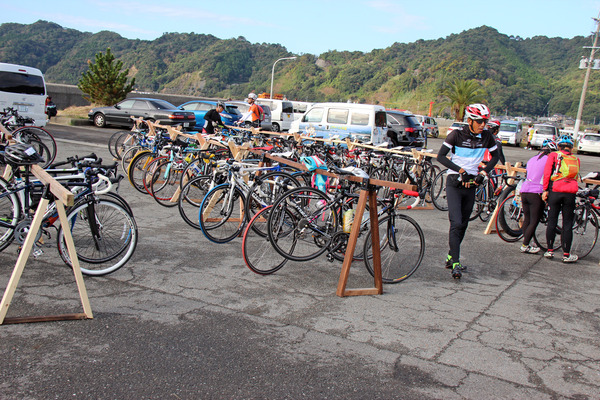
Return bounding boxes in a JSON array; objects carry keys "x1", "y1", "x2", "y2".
[{"x1": 1, "y1": 134, "x2": 599, "y2": 399}]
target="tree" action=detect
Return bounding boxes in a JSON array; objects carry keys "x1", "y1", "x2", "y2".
[
  {"x1": 78, "y1": 48, "x2": 135, "y2": 105},
  {"x1": 439, "y1": 79, "x2": 487, "y2": 121}
]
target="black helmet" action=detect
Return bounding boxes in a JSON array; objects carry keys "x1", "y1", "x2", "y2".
[{"x1": 3, "y1": 143, "x2": 45, "y2": 166}]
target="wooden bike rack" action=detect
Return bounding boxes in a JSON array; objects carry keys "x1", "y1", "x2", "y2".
[
  {"x1": 0, "y1": 165, "x2": 93, "y2": 325},
  {"x1": 251, "y1": 151, "x2": 416, "y2": 297}
]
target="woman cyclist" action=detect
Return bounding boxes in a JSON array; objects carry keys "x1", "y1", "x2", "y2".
[
  {"x1": 519, "y1": 139, "x2": 556, "y2": 254},
  {"x1": 542, "y1": 135, "x2": 580, "y2": 263}
]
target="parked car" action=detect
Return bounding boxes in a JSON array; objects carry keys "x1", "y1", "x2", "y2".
[
  {"x1": 577, "y1": 132, "x2": 600, "y2": 155},
  {"x1": 178, "y1": 100, "x2": 242, "y2": 130},
  {"x1": 256, "y1": 98, "x2": 294, "y2": 132},
  {"x1": 228, "y1": 101, "x2": 273, "y2": 131},
  {"x1": 497, "y1": 120, "x2": 524, "y2": 146},
  {"x1": 386, "y1": 110, "x2": 426, "y2": 148},
  {"x1": 530, "y1": 124, "x2": 559, "y2": 149},
  {"x1": 446, "y1": 121, "x2": 468, "y2": 136},
  {"x1": 415, "y1": 115, "x2": 439, "y2": 138},
  {"x1": 88, "y1": 98, "x2": 196, "y2": 129}
]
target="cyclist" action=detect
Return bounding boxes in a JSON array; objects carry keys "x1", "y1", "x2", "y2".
[
  {"x1": 485, "y1": 119, "x2": 506, "y2": 165},
  {"x1": 519, "y1": 139, "x2": 556, "y2": 254},
  {"x1": 239, "y1": 93, "x2": 263, "y2": 129},
  {"x1": 436, "y1": 104, "x2": 500, "y2": 279},
  {"x1": 542, "y1": 135, "x2": 581, "y2": 263},
  {"x1": 203, "y1": 102, "x2": 225, "y2": 135}
]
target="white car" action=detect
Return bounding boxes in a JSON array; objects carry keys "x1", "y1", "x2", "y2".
[
  {"x1": 446, "y1": 121, "x2": 468, "y2": 136},
  {"x1": 530, "y1": 124, "x2": 559, "y2": 149},
  {"x1": 577, "y1": 133, "x2": 600, "y2": 155}
]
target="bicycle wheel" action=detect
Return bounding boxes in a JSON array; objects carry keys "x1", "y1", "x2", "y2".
[
  {"x1": 469, "y1": 185, "x2": 485, "y2": 221},
  {"x1": 115, "y1": 133, "x2": 137, "y2": 161},
  {"x1": 121, "y1": 145, "x2": 142, "y2": 173},
  {"x1": 199, "y1": 183, "x2": 246, "y2": 243},
  {"x1": 495, "y1": 194, "x2": 523, "y2": 242},
  {"x1": 127, "y1": 150, "x2": 155, "y2": 193},
  {"x1": 12, "y1": 126, "x2": 57, "y2": 166},
  {"x1": 533, "y1": 209, "x2": 562, "y2": 252},
  {"x1": 570, "y1": 204, "x2": 599, "y2": 259},
  {"x1": 0, "y1": 177, "x2": 21, "y2": 252},
  {"x1": 141, "y1": 156, "x2": 168, "y2": 196},
  {"x1": 363, "y1": 214, "x2": 425, "y2": 284},
  {"x1": 150, "y1": 159, "x2": 184, "y2": 207},
  {"x1": 431, "y1": 169, "x2": 448, "y2": 211},
  {"x1": 267, "y1": 186, "x2": 337, "y2": 262},
  {"x1": 178, "y1": 175, "x2": 215, "y2": 229},
  {"x1": 244, "y1": 171, "x2": 300, "y2": 224},
  {"x1": 57, "y1": 198, "x2": 138, "y2": 276},
  {"x1": 242, "y1": 205, "x2": 288, "y2": 275},
  {"x1": 108, "y1": 130, "x2": 130, "y2": 160}
]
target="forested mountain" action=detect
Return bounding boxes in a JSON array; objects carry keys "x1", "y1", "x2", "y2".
[{"x1": 1, "y1": 20, "x2": 598, "y2": 120}]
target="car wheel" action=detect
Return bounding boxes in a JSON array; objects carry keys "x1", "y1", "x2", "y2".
[
  {"x1": 272, "y1": 123, "x2": 280, "y2": 132},
  {"x1": 434, "y1": 129, "x2": 439, "y2": 138},
  {"x1": 93, "y1": 113, "x2": 106, "y2": 128}
]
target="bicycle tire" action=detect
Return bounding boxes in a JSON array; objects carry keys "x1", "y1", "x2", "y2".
[
  {"x1": 127, "y1": 150, "x2": 155, "y2": 193},
  {"x1": 363, "y1": 214, "x2": 425, "y2": 284},
  {"x1": 178, "y1": 175, "x2": 215, "y2": 229},
  {"x1": 141, "y1": 156, "x2": 168, "y2": 196},
  {"x1": 150, "y1": 159, "x2": 184, "y2": 207},
  {"x1": 12, "y1": 126, "x2": 57, "y2": 166},
  {"x1": 199, "y1": 183, "x2": 247, "y2": 243},
  {"x1": 469, "y1": 185, "x2": 485, "y2": 221},
  {"x1": 570, "y1": 204, "x2": 599, "y2": 259},
  {"x1": 115, "y1": 133, "x2": 138, "y2": 161},
  {"x1": 0, "y1": 177, "x2": 21, "y2": 252},
  {"x1": 267, "y1": 186, "x2": 337, "y2": 262},
  {"x1": 57, "y1": 198, "x2": 138, "y2": 276},
  {"x1": 495, "y1": 194, "x2": 523, "y2": 242},
  {"x1": 242, "y1": 206, "x2": 288, "y2": 275},
  {"x1": 244, "y1": 171, "x2": 301, "y2": 225},
  {"x1": 108, "y1": 130, "x2": 130, "y2": 160},
  {"x1": 431, "y1": 169, "x2": 448, "y2": 211}
]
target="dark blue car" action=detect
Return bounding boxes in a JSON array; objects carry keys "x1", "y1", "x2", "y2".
[{"x1": 178, "y1": 100, "x2": 242, "y2": 130}]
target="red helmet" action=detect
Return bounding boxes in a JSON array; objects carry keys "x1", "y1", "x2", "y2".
[
  {"x1": 487, "y1": 119, "x2": 501, "y2": 128},
  {"x1": 465, "y1": 104, "x2": 490, "y2": 121}
]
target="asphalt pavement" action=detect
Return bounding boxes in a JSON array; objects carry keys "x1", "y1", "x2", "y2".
[{"x1": 1, "y1": 124, "x2": 599, "y2": 399}]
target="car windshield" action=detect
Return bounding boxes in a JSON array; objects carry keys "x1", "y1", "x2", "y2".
[
  {"x1": 500, "y1": 124, "x2": 517, "y2": 133},
  {"x1": 406, "y1": 116, "x2": 420, "y2": 126},
  {"x1": 225, "y1": 105, "x2": 241, "y2": 116},
  {"x1": 149, "y1": 99, "x2": 177, "y2": 110},
  {"x1": 536, "y1": 126, "x2": 556, "y2": 135},
  {"x1": 584, "y1": 134, "x2": 600, "y2": 142}
]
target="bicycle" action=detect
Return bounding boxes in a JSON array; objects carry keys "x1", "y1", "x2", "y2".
[
  {"x1": 198, "y1": 160, "x2": 300, "y2": 243},
  {"x1": 0, "y1": 150, "x2": 138, "y2": 276}
]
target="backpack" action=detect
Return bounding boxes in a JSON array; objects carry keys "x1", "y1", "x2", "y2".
[
  {"x1": 257, "y1": 105, "x2": 265, "y2": 122},
  {"x1": 550, "y1": 152, "x2": 579, "y2": 182}
]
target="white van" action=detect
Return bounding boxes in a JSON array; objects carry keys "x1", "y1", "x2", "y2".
[
  {"x1": 291, "y1": 101, "x2": 314, "y2": 121},
  {"x1": 0, "y1": 62, "x2": 48, "y2": 127},
  {"x1": 256, "y1": 99, "x2": 294, "y2": 132},
  {"x1": 289, "y1": 102, "x2": 388, "y2": 144},
  {"x1": 497, "y1": 120, "x2": 524, "y2": 146}
]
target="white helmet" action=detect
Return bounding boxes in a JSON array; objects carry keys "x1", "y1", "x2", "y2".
[{"x1": 247, "y1": 93, "x2": 258, "y2": 100}]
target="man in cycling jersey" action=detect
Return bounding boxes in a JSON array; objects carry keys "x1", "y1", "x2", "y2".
[
  {"x1": 436, "y1": 104, "x2": 500, "y2": 279},
  {"x1": 240, "y1": 93, "x2": 262, "y2": 129}
]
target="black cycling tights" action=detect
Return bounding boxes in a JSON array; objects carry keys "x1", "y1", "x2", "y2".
[
  {"x1": 446, "y1": 180, "x2": 476, "y2": 262},
  {"x1": 521, "y1": 192, "x2": 544, "y2": 246},
  {"x1": 546, "y1": 191, "x2": 576, "y2": 254}
]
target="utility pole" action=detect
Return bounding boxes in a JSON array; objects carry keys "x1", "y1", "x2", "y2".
[{"x1": 574, "y1": 11, "x2": 600, "y2": 137}]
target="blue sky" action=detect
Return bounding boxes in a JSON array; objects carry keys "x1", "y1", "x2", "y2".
[{"x1": 2, "y1": 0, "x2": 600, "y2": 55}]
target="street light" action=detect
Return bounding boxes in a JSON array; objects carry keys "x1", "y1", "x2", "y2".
[{"x1": 270, "y1": 56, "x2": 297, "y2": 99}]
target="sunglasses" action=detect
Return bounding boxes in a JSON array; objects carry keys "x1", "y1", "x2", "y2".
[{"x1": 473, "y1": 119, "x2": 487, "y2": 124}]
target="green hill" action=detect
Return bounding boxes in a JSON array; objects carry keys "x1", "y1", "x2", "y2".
[{"x1": 0, "y1": 20, "x2": 597, "y2": 120}]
